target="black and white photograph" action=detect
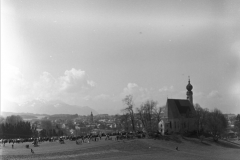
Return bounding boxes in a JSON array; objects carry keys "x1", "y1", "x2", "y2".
[{"x1": 1, "y1": 0, "x2": 240, "y2": 159}]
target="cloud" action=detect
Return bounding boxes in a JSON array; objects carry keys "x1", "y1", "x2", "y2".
[
  {"x1": 121, "y1": 83, "x2": 152, "y2": 102},
  {"x1": 35, "y1": 72, "x2": 57, "y2": 89},
  {"x1": 159, "y1": 86, "x2": 174, "y2": 92},
  {"x1": 123, "y1": 83, "x2": 139, "y2": 94},
  {"x1": 87, "y1": 80, "x2": 96, "y2": 87},
  {"x1": 33, "y1": 68, "x2": 96, "y2": 103},
  {"x1": 2, "y1": 67, "x2": 95, "y2": 104},
  {"x1": 33, "y1": 72, "x2": 60, "y2": 100},
  {"x1": 59, "y1": 68, "x2": 95, "y2": 93},
  {"x1": 1, "y1": 65, "x2": 31, "y2": 102},
  {"x1": 207, "y1": 90, "x2": 221, "y2": 98}
]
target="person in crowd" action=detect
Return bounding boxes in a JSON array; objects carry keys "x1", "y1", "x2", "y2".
[{"x1": 82, "y1": 136, "x2": 84, "y2": 143}]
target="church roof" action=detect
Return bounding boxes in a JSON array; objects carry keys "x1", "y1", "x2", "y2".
[{"x1": 163, "y1": 99, "x2": 196, "y2": 119}]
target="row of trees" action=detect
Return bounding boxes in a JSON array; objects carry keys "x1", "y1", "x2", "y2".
[
  {"x1": 0, "y1": 116, "x2": 70, "y2": 139},
  {"x1": 195, "y1": 104, "x2": 228, "y2": 140}
]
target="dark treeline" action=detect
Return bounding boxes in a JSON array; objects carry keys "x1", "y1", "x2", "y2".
[
  {"x1": 0, "y1": 121, "x2": 32, "y2": 139},
  {"x1": 194, "y1": 104, "x2": 228, "y2": 141},
  {"x1": 0, "y1": 115, "x2": 66, "y2": 139}
]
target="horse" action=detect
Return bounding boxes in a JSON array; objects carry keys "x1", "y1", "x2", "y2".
[{"x1": 59, "y1": 138, "x2": 65, "y2": 144}]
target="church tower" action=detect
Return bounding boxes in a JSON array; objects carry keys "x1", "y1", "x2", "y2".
[
  {"x1": 186, "y1": 77, "x2": 193, "y2": 104},
  {"x1": 90, "y1": 111, "x2": 93, "y2": 123}
]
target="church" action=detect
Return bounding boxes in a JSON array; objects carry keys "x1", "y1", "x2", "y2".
[{"x1": 158, "y1": 79, "x2": 197, "y2": 135}]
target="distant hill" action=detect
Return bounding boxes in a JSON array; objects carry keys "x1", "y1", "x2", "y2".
[
  {"x1": 1, "y1": 100, "x2": 98, "y2": 116},
  {"x1": 0, "y1": 112, "x2": 47, "y2": 121},
  {"x1": 1, "y1": 112, "x2": 48, "y2": 117},
  {"x1": 46, "y1": 114, "x2": 79, "y2": 120},
  {"x1": 1, "y1": 112, "x2": 48, "y2": 118}
]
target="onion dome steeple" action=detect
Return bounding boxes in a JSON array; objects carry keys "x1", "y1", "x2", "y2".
[
  {"x1": 186, "y1": 78, "x2": 193, "y2": 91},
  {"x1": 186, "y1": 76, "x2": 193, "y2": 104}
]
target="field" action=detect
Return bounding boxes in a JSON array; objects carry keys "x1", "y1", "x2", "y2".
[{"x1": 1, "y1": 136, "x2": 240, "y2": 160}]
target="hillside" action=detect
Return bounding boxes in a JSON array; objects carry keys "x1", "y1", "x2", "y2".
[{"x1": 2, "y1": 136, "x2": 240, "y2": 160}]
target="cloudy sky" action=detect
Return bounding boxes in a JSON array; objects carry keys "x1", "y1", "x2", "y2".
[{"x1": 1, "y1": 0, "x2": 240, "y2": 114}]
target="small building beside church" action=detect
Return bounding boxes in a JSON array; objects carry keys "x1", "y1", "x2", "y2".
[{"x1": 158, "y1": 79, "x2": 197, "y2": 135}]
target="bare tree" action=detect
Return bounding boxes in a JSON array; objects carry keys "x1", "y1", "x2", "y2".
[
  {"x1": 194, "y1": 103, "x2": 209, "y2": 135},
  {"x1": 121, "y1": 113, "x2": 131, "y2": 132},
  {"x1": 136, "y1": 105, "x2": 146, "y2": 131},
  {"x1": 153, "y1": 105, "x2": 163, "y2": 125},
  {"x1": 234, "y1": 114, "x2": 240, "y2": 136},
  {"x1": 205, "y1": 109, "x2": 228, "y2": 141},
  {"x1": 122, "y1": 95, "x2": 136, "y2": 132},
  {"x1": 136, "y1": 100, "x2": 158, "y2": 133}
]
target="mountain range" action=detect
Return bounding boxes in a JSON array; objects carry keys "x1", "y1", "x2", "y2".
[{"x1": 1, "y1": 99, "x2": 98, "y2": 116}]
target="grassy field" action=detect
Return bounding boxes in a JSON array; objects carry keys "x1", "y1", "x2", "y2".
[{"x1": 1, "y1": 136, "x2": 240, "y2": 160}]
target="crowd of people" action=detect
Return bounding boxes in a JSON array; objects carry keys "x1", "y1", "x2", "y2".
[{"x1": 0, "y1": 131, "x2": 146, "y2": 154}]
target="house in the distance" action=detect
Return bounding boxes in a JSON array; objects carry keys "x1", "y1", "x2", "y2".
[{"x1": 158, "y1": 79, "x2": 197, "y2": 135}]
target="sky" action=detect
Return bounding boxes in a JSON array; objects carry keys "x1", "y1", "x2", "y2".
[{"x1": 1, "y1": 0, "x2": 240, "y2": 115}]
